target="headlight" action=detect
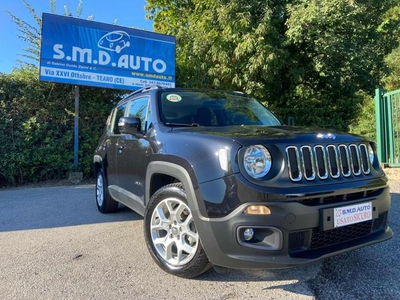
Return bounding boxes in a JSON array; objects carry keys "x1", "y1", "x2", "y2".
[
  {"x1": 243, "y1": 145, "x2": 272, "y2": 178},
  {"x1": 368, "y1": 144, "x2": 375, "y2": 165}
]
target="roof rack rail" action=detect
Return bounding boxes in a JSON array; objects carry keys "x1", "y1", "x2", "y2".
[
  {"x1": 124, "y1": 85, "x2": 163, "y2": 98},
  {"x1": 232, "y1": 90, "x2": 250, "y2": 97}
]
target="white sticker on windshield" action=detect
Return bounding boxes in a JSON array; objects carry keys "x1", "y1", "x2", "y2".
[{"x1": 166, "y1": 94, "x2": 182, "y2": 102}]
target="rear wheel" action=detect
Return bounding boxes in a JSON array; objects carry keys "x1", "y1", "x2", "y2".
[
  {"x1": 144, "y1": 183, "x2": 211, "y2": 278},
  {"x1": 95, "y1": 168, "x2": 118, "y2": 213}
]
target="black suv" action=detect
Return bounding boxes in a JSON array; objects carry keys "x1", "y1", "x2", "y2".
[{"x1": 93, "y1": 85, "x2": 393, "y2": 278}]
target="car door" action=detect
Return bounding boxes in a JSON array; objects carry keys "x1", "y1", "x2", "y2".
[
  {"x1": 116, "y1": 96, "x2": 152, "y2": 206},
  {"x1": 104, "y1": 103, "x2": 127, "y2": 188}
]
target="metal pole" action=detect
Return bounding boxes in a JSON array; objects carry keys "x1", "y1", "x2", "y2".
[
  {"x1": 375, "y1": 88, "x2": 386, "y2": 165},
  {"x1": 387, "y1": 94, "x2": 395, "y2": 165},
  {"x1": 74, "y1": 86, "x2": 79, "y2": 170}
]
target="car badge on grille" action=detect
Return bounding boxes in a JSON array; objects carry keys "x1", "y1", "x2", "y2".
[{"x1": 317, "y1": 133, "x2": 336, "y2": 139}]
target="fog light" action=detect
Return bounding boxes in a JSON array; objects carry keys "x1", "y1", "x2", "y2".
[
  {"x1": 237, "y1": 226, "x2": 283, "y2": 250},
  {"x1": 243, "y1": 228, "x2": 254, "y2": 241}
]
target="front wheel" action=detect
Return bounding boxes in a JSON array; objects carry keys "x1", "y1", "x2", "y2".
[{"x1": 144, "y1": 183, "x2": 211, "y2": 278}]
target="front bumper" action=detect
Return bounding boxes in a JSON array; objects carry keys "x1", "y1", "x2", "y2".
[{"x1": 192, "y1": 176, "x2": 393, "y2": 269}]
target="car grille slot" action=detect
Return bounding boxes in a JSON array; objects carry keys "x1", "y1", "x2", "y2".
[
  {"x1": 349, "y1": 144, "x2": 361, "y2": 175},
  {"x1": 338, "y1": 145, "x2": 351, "y2": 177},
  {"x1": 286, "y1": 143, "x2": 371, "y2": 181},
  {"x1": 314, "y1": 145, "x2": 328, "y2": 179},
  {"x1": 327, "y1": 145, "x2": 340, "y2": 178},
  {"x1": 359, "y1": 144, "x2": 371, "y2": 174},
  {"x1": 286, "y1": 146, "x2": 302, "y2": 181},
  {"x1": 300, "y1": 146, "x2": 315, "y2": 180}
]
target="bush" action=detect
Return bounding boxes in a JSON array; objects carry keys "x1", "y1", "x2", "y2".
[
  {"x1": 0, "y1": 67, "x2": 122, "y2": 186},
  {"x1": 348, "y1": 91, "x2": 376, "y2": 141}
]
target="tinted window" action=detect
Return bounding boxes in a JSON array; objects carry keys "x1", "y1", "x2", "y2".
[
  {"x1": 112, "y1": 104, "x2": 126, "y2": 134},
  {"x1": 106, "y1": 112, "x2": 113, "y2": 132}
]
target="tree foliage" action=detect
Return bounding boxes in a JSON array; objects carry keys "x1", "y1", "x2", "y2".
[
  {"x1": 349, "y1": 0, "x2": 400, "y2": 138},
  {"x1": 146, "y1": 0, "x2": 399, "y2": 131},
  {"x1": 5, "y1": 0, "x2": 90, "y2": 69},
  {"x1": 380, "y1": 2, "x2": 400, "y2": 90},
  {"x1": 2, "y1": 0, "x2": 400, "y2": 185},
  {"x1": 348, "y1": 92, "x2": 376, "y2": 140}
]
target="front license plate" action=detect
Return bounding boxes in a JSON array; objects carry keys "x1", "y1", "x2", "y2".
[{"x1": 334, "y1": 202, "x2": 373, "y2": 228}]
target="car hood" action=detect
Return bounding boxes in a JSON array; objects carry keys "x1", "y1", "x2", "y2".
[{"x1": 170, "y1": 125, "x2": 368, "y2": 145}]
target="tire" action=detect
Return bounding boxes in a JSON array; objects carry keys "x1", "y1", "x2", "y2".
[
  {"x1": 95, "y1": 168, "x2": 119, "y2": 213},
  {"x1": 144, "y1": 183, "x2": 211, "y2": 278}
]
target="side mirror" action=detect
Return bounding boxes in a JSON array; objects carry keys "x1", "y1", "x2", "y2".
[{"x1": 118, "y1": 117, "x2": 141, "y2": 135}]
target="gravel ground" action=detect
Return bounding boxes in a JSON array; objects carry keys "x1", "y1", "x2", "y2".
[{"x1": 0, "y1": 169, "x2": 398, "y2": 299}]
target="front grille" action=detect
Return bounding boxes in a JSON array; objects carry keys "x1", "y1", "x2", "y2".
[
  {"x1": 288, "y1": 231, "x2": 306, "y2": 250},
  {"x1": 286, "y1": 143, "x2": 371, "y2": 182},
  {"x1": 310, "y1": 220, "x2": 372, "y2": 249},
  {"x1": 288, "y1": 213, "x2": 387, "y2": 254},
  {"x1": 298, "y1": 188, "x2": 383, "y2": 206}
]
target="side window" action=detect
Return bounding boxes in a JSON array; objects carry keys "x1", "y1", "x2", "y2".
[
  {"x1": 112, "y1": 104, "x2": 126, "y2": 134},
  {"x1": 128, "y1": 97, "x2": 149, "y2": 132},
  {"x1": 106, "y1": 112, "x2": 113, "y2": 132}
]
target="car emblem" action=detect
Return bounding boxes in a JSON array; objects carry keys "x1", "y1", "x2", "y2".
[{"x1": 317, "y1": 133, "x2": 336, "y2": 139}]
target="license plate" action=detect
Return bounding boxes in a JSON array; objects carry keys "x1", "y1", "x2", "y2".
[{"x1": 333, "y1": 202, "x2": 373, "y2": 228}]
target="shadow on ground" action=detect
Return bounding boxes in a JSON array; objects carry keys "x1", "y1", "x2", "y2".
[{"x1": 0, "y1": 185, "x2": 140, "y2": 232}]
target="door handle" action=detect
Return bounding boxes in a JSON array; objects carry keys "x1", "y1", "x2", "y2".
[{"x1": 118, "y1": 145, "x2": 125, "y2": 153}]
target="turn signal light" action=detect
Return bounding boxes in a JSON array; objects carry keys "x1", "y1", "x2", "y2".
[{"x1": 244, "y1": 205, "x2": 271, "y2": 215}]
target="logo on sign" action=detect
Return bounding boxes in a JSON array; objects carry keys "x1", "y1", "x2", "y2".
[
  {"x1": 51, "y1": 30, "x2": 167, "y2": 74},
  {"x1": 334, "y1": 202, "x2": 372, "y2": 228},
  {"x1": 98, "y1": 31, "x2": 131, "y2": 53}
]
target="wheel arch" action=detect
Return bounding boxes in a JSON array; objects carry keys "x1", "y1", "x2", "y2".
[
  {"x1": 145, "y1": 161, "x2": 205, "y2": 216},
  {"x1": 93, "y1": 155, "x2": 104, "y2": 171},
  {"x1": 93, "y1": 155, "x2": 109, "y2": 179}
]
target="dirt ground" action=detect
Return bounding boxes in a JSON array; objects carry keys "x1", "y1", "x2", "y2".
[{"x1": 384, "y1": 167, "x2": 400, "y2": 183}]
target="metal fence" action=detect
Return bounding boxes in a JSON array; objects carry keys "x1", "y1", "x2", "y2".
[{"x1": 375, "y1": 88, "x2": 400, "y2": 167}]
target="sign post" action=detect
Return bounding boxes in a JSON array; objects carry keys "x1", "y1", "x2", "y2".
[{"x1": 74, "y1": 85, "x2": 79, "y2": 170}]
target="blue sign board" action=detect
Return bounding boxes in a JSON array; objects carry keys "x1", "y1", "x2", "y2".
[{"x1": 40, "y1": 13, "x2": 176, "y2": 90}]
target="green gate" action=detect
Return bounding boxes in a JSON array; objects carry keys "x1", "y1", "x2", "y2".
[{"x1": 375, "y1": 88, "x2": 400, "y2": 167}]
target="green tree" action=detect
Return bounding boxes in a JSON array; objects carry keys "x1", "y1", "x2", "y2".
[
  {"x1": 380, "y1": 2, "x2": 400, "y2": 90},
  {"x1": 6, "y1": 0, "x2": 89, "y2": 69},
  {"x1": 349, "y1": 1, "x2": 400, "y2": 139},
  {"x1": 146, "y1": 0, "x2": 397, "y2": 131},
  {"x1": 348, "y1": 92, "x2": 376, "y2": 140}
]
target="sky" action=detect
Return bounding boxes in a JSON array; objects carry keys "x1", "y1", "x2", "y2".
[{"x1": 0, "y1": 0, "x2": 153, "y2": 74}]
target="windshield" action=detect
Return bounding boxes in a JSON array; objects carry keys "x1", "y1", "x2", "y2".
[{"x1": 159, "y1": 91, "x2": 281, "y2": 127}]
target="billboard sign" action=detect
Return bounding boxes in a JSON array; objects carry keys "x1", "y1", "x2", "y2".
[{"x1": 40, "y1": 13, "x2": 175, "y2": 90}]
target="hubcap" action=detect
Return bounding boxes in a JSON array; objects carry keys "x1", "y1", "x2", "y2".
[
  {"x1": 96, "y1": 173, "x2": 104, "y2": 207},
  {"x1": 150, "y1": 197, "x2": 199, "y2": 266}
]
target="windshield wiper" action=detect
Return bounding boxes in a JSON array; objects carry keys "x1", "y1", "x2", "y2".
[{"x1": 165, "y1": 122, "x2": 200, "y2": 127}]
